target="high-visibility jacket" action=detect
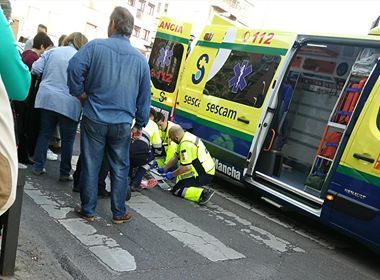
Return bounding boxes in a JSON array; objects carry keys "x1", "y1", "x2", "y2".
[
  {"x1": 177, "y1": 132, "x2": 215, "y2": 179},
  {"x1": 159, "y1": 120, "x2": 174, "y2": 147},
  {"x1": 144, "y1": 119, "x2": 162, "y2": 156},
  {"x1": 158, "y1": 121, "x2": 177, "y2": 164}
]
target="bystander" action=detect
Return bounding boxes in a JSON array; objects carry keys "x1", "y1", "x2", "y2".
[{"x1": 67, "y1": 6, "x2": 151, "y2": 224}]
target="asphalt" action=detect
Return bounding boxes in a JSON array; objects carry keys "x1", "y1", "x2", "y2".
[{"x1": 5, "y1": 155, "x2": 380, "y2": 280}]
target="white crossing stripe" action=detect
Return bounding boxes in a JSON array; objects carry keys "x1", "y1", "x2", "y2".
[
  {"x1": 212, "y1": 188, "x2": 335, "y2": 250},
  {"x1": 128, "y1": 194, "x2": 245, "y2": 262},
  {"x1": 202, "y1": 202, "x2": 305, "y2": 253},
  {"x1": 24, "y1": 182, "x2": 136, "y2": 272}
]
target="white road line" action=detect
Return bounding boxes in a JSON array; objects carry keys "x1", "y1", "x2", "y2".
[
  {"x1": 128, "y1": 194, "x2": 245, "y2": 262},
  {"x1": 212, "y1": 189, "x2": 335, "y2": 250},
  {"x1": 202, "y1": 203, "x2": 305, "y2": 253},
  {"x1": 24, "y1": 182, "x2": 136, "y2": 272}
]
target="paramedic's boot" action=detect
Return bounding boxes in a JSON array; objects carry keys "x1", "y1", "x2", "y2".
[{"x1": 198, "y1": 189, "x2": 215, "y2": 205}]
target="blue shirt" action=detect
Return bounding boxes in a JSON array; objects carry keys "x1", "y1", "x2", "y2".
[
  {"x1": 32, "y1": 46, "x2": 81, "y2": 121},
  {"x1": 67, "y1": 34, "x2": 151, "y2": 127}
]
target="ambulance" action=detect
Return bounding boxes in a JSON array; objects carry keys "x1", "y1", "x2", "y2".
[{"x1": 149, "y1": 16, "x2": 380, "y2": 252}]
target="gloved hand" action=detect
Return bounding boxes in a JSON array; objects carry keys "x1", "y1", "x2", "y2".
[
  {"x1": 165, "y1": 171, "x2": 174, "y2": 180},
  {"x1": 149, "y1": 160, "x2": 158, "y2": 169},
  {"x1": 157, "y1": 167, "x2": 165, "y2": 174}
]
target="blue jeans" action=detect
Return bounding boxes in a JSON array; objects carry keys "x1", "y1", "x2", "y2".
[
  {"x1": 33, "y1": 109, "x2": 78, "y2": 176},
  {"x1": 80, "y1": 117, "x2": 131, "y2": 218}
]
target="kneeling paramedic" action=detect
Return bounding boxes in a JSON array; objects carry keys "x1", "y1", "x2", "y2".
[
  {"x1": 129, "y1": 108, "x2": 162, "y2": 192},
  {"x1": 155, "y1": 111, "x2": 177, "y2": 168},
  {"x1": 158, "y1": 125, "x2": 215, "y2": 205}
]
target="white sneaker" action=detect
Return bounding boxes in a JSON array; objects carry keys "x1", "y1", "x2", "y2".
[{"x1": 47, "y1": 149, "x2": 58, "y2": 161}]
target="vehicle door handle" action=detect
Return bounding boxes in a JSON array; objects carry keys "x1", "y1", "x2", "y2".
[
  {"x1": 353, "y1": 153, "x2": 375, "y2": 163},
  {"x1": 237, "y1": 117, "x2": 250, "y2": 124}
]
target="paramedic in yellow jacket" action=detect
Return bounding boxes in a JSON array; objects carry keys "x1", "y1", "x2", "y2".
[
  {"x1": 158, "y1": 125, "x2": 215, "y2": 205},
  {"x1": 155, "y1": 112, "x2": 177, "y2": 168}
]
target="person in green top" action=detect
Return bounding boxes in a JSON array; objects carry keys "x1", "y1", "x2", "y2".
[
  {"x1": 0, "y1": 2, "x2": 31, "y2": 101},
  {"x1": 158, "y1": 124, "x2": 215, "y2": 205}
]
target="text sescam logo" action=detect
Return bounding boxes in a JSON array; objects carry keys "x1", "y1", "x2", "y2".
[
  {"x1": 183, "y1": 95, "x2": 237, "y2": 120},
  {"x1": 213, "y1": 158, "x2": 241, "y2": 181}
]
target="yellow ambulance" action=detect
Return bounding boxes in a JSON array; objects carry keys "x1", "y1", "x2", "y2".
[{"x1": 149, "y1": 16, "x2": 380, "y2": 252}]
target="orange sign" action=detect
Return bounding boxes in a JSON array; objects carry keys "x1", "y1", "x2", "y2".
[
  {"x1": 375, "y1": 154, "x2": 380, "y2": 170},
  {"x1": 158, "y1": 21, "x2": 183, "y2": 34}
]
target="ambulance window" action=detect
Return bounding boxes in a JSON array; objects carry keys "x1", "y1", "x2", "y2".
[
  {"x1": 205, "y1": 51, "x2": 280, "y2": 108},
  {"x1": 377, "y1": 108, "x2": 380, "y2": 131},
  {"x1": 149, "y1": 38, "x2": 184, "y2": 93}
]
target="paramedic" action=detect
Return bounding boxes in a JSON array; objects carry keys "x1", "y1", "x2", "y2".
[
  {"x1": 154, "y1": 111, "x2": 177, "y2": 168},
  {"x1": 158, "y1": 125, "x2": 215, "y2": 205}
]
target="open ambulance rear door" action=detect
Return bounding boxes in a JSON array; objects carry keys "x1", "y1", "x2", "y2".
[{"x1": 149, "y1": 17, "x2": 192, "y2": 118}]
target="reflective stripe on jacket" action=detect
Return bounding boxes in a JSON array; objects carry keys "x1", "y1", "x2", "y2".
[{"x1": 177, "y1": 132, "x2": 215, "y2": 180}]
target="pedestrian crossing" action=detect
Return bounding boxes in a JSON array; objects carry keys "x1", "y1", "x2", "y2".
[
  {"x1": 24, "y1": 182, "x2": 136, "y2": 272},
  {"x1": 23, "y1": 172, "x2": 308, "y2": 274},
  {"x1": 129, "y1": 194, "x2": 245, "y2": 261}
]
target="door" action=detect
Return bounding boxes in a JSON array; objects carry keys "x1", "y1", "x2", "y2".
[
  {"x1": 149, "y1": 17, "x2": 192, "y2": 117},
  {"x1": 175, "y1": 27, "x2": 296, "y2": 180},
  {"x1": 326, "y1": 66, "x2": 380, "y2": 249}
]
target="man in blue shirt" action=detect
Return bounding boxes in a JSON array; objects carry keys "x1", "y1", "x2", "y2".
[{"x1": 67, "y1": 6, "x2": 151, "y2": 224}]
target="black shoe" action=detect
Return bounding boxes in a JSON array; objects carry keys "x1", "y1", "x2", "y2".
[
  {"x1": 20, "y1": 157, "x2": 34, "y2": 165},
  {"x1": 130, "y1": 184, "x2": 142, "y2": 192},
  {"x1": 72, "y1": 184, "x2": 80, "y2": 193},
  {"x1": 199, "y1": 189, "x2": 215, "y2": 205},
  {"x1": 59, "y1": 175, "x2": 74, "y2": 182},
  {"x1": 98, "y1": 190, "x2": 110, "y2": 198}
]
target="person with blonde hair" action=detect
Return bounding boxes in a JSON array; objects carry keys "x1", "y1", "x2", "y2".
[
  {"x1": 58, "y1": 34, "x2": 67, "y2": 47},
  {"x1": 31, "y1": 32, "x2": 88, "y2": 181}
]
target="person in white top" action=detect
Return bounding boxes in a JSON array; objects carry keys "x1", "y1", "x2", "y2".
[{"x1": 0, "y1": 78, "x2": 18, "y2": 215}]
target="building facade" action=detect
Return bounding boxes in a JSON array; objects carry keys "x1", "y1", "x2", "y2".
[
  {"x1": 11, "y1": 0, "x2": 158, "y2": 55},
  {"x1": 154, "y1": 0, "x2": 255, "y2": 37}
]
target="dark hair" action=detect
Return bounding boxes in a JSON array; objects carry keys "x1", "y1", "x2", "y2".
[
  {"x1": 32, "y1": 32, "x2": 53, "y2": 49},
  {"x1": 149, "y1": 108, "x2": 157, "y2": 119},
  {"x1": 155, "y1": 112, "x2": 166, "y2": 122},
  {"x1": 110, "y1": 6, "x2": 134, "y2": 36},
  {"x1": 63, "y1": 32, "x2": 87, "y2": 50},
  {"x1": 38, "y1": 24, "x2": 47, "y2": 32},
  {"x1": 58, "y1": 34, "x2": 67, "y2": 46},
  {"x1": 0, "y1": 0, "x2": 12, "y2": 21},
  {"x1": 18, "y1": 36, "x2": 28, "y2": 43}
]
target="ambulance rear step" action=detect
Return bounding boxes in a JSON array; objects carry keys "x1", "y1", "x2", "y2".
[
  {"x1": 245, "y1": 176, "x2": 323, "y2": 217},
  {"x1": 256, "y1": 171, "x2": 324, "y2": 205}
]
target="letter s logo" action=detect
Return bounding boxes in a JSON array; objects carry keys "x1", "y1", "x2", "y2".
[
  {"x1": 159, "y1": 91, "x2": 166, "y2": 102},
  {"x1": 192, "y1": 54, "x2": 209, "y2": 85}
]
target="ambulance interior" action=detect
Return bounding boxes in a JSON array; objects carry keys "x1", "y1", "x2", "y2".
[{"x1": 255, "y1": 42, "x2": 380, "y2": 198}]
